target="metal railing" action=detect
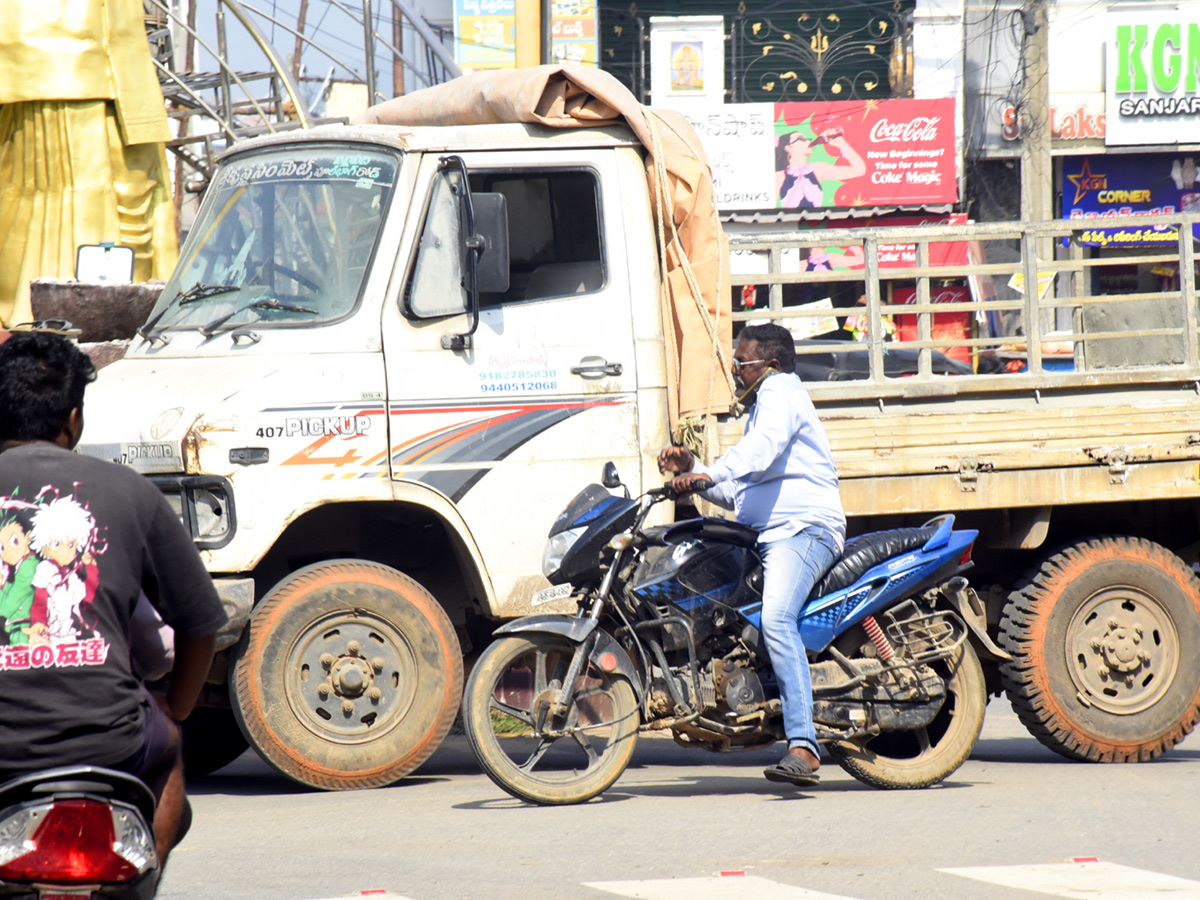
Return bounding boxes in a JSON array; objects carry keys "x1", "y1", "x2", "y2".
[{"x1": 728, "y1": 212, "x2": 1200, "y2": 397}]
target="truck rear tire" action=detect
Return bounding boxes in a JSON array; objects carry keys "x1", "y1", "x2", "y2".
[
  {"x1": 999, "y1": 537, "x2": 1200, "y2": 762},
  {"x1": 231, "y1": 560, "x2": 463, "y2": 790}
]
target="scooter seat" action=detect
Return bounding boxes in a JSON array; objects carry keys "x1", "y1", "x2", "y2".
[
  {"x1": 0, "y1": 766, "x2": 156, "y2": 823},
  {"x1": 811, "y1": 525, "x2": 938, "y2": 597}
]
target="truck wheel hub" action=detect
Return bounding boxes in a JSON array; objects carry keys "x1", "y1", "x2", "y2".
[
  {"x1": 1067, "y1": 589, "x2": 1180, "y2": 716},
  {"x1": 331, "y1": 657, "x2": 373, "y2": 697},
  {"x1": 285, "y1": 612, "x2": 419, "y2": 740}
]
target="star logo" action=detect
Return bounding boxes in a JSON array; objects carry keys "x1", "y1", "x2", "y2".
[{"x1": 1066, "y1": 159, "x2": 1107, "y2": 205}]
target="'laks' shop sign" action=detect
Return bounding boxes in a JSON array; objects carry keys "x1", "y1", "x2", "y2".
[
  {"x1": 1062, "y1": 154, "x2": 1200, "y2": 247},
  {"x1": 1106, "y1": 11, "x2": 1200, "y2": 146},
  {"x1": 680, "y1": 99, "x2": 957, "y2": 212}
]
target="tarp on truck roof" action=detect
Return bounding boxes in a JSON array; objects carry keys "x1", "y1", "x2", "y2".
[{"x1": 354, "y1": 64, "x2": 733, "y2": 430}]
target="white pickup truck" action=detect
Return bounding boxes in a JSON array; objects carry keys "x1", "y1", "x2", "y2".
[
  {"x1": 80, "y1": 118, "x2": 1200, "y2": 789},
  {"x1": 81, "y1": 122, "x2": 688, "y2": 788}
]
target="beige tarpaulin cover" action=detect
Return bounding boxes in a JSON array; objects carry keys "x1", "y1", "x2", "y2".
[{"x1": 355, "y1": 65, "x2": 733, "y2": 431}]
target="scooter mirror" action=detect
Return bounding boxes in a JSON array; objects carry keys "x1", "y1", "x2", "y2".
[{"x1": 601, "y1": 462, "x2": 622, "y2": 489}]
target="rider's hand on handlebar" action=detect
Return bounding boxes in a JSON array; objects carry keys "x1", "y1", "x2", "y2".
[
  {"x1": 669, "y1": 472, "x2": 713, "y2": 496},
  {"x1": 657, "y1": 445, "x2": 695, "y2": 474}
]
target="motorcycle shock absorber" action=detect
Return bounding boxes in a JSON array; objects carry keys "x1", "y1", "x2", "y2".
[{"x1": 862, "y1": 615, "x2": 895, "y2": 661}]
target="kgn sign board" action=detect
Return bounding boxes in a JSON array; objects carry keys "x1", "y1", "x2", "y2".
[{"x1": 1106, "y1": 11, "x2": 1200, "y2": 146}]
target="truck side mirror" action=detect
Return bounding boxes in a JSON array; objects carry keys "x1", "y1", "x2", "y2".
[{"x1": 470, "y1": 192, "x2": 509, "y2": 294}]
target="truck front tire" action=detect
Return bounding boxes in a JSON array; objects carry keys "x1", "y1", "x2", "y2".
[
  {"x1": 232, "y1": 560, "x2": 463, "y2": 790},
  {"x1": 999, "y1": 537, "x2": 1200, "y2": 762}
]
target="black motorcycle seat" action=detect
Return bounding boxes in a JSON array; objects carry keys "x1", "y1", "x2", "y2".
[
  {"x1": 812, "y1": 525, "x2": 938, "y2": 596},
  {"x1": 645, "y1": 517, "x2": 760, "y2": 548}
]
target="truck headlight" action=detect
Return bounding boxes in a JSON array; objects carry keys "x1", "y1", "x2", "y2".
[
  {"x1": 542, "y1": 526, "x2": 585, "y2": 579},
  {"x1": 148, "y1": 475, "x2": 236, "y2": 549}
]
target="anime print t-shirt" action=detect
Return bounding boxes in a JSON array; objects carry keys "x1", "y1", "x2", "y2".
[{"x1": 0, "y1": 443, "x2": 227, "y2": 772}]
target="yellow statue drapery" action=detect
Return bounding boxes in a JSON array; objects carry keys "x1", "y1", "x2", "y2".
[{"x1": 0, "y1": 1, "x2": 178, "y2": 327}]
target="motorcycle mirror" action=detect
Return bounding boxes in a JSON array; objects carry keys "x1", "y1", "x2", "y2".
[{"x1": 601, "y1": 462, "x2": 622, "y2": 489}]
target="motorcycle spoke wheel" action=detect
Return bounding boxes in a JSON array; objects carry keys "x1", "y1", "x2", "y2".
[
  {"x1": 464, "y1": 635, "x2": 639, "y2": 805},
  {"x1": 828, "y1": 643, "x2": 986, "y2": 789}
]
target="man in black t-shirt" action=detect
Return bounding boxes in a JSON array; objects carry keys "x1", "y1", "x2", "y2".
[{"x1": 0, "y1": 332, "x2": 227, "y2": 864}]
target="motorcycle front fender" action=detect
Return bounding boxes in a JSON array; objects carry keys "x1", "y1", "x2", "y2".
[{"x1": 494, "y1": 615, "x2": 644, "y2": 702}]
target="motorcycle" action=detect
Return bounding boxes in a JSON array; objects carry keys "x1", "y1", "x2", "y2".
[
  {"x1": 464, "y1": 464, "x2": 1006, "y2": 805},
  {"x1": 0, "y1": 766, "x2": 159, "y2": 899}
]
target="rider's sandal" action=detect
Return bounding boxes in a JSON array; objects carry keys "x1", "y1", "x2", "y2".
[{"x1": 763, "y1": 754, "x2": 821, "y2": 787}]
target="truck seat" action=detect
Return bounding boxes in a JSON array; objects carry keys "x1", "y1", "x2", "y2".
[{"x1": 524, "y1": 261, "x2": 603, "y2": 299}]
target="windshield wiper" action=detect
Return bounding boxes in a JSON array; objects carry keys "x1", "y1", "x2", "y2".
[
  {"x1": 138, "y1": 282, "x2": 241, "y2": 342},
  {"x1": 199, "y1": 298, "x2": 319, "y2": 338}
]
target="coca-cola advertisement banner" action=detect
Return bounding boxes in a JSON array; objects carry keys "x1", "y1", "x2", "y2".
[
  {"x1": 680, "y1": 99, "x2": 957, "y2": 211},
  {"x1": 774, "y1": 99, "x2": 957, "y2": 209}
]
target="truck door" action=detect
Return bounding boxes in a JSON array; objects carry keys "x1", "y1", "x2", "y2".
[{"x1": 382, "y1": 148, "x2": 642, "y2": 614}]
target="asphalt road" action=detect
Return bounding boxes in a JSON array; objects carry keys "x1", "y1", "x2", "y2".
[{"x1": 158, "y1": 698, "x2": 1200, "y2": 900}]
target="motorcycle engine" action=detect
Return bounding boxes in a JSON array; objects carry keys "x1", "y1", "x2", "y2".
[{"x1": 715, "y1": 662, "x2": 766, "y2": 715}]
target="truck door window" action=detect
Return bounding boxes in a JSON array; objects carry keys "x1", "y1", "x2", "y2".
[
  {"x1": 467, "y1": 170, "x2": 604, "y2": 306},
  {"x1": 406, "y1": 167, "x2": 470, "y2": 318}
]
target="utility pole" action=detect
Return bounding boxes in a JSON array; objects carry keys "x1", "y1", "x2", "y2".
[
  {"x1": 1019, "y1": 0, "x2": 1055, "y2": 338},
  {"x1": 393, "y1": 9, "x2": 405, "y2": 96},
  {"x1": 293, "y1": 0, "x2": 309, "y2": 83},
  {"x1": 541, "y1": 0, "x2": 553, "y2": 64},
  {"x1": 1019, "y1": 0, "x2": 1051, "y2": 225}
]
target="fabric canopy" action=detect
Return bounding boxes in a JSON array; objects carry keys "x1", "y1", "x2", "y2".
[{"x1": 354, "y1": 64, "x2": 733, "y2": 429}]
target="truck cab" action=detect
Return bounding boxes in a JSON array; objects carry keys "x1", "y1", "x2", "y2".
[{"x1": 79, "y1": 123, "x2": 672, "y2": 788}]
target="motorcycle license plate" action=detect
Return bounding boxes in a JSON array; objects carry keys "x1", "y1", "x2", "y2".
[{"x1": 532, "y1": 583, "x2": 573, "y2": 606}]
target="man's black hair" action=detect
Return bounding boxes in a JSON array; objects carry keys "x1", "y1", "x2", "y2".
[
  {"x1": 0, "y1": 332, "x2": 96, "y2": 443},
  {"x1": 738, "y1": 323, "x2": 796, "y2": 374}
]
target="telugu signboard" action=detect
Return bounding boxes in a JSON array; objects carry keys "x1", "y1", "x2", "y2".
[
  {"x1": 1062, "y1": 153, "x2": 1200, "y2": 247},
  {"x1": 679, "y1": 100, "x2": 957, "y2": 212},
  {"x1": 454, "y1": 0, "x2": 597, "y2": 72},
  {"x1": 454, "y1": 0, "x2": 516, "y2": 72},
  {"x1": 551, "y1": 0, "x2": 597, "y2": 66},
  {"x1": 1106, "y1": 10, "x2": 1200, "y2": 146}
]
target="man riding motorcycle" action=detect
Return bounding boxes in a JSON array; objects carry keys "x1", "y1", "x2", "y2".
[{"x1": 658, "y1": 323, "x2": 845, "y2": 787}]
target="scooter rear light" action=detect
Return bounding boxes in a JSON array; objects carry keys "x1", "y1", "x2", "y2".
[
  {"x1": 0, "y1": 799, "x2": 144, "y2": 884},
  {"x1": 959, "y1": 542, "x2": 974, "y2": 566}
]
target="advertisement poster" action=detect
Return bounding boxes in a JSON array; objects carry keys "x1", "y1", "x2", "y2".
[
  {"x1": 893, "y1": 285, "x2": 971, "y2": 364},
  {"x1": 729, "y1": 215, "x2": 970, "y2": 280},
  {"x1": 680, "y1": 104, "x2": 776, "y2": 209},
  {"x1": 1062, "y1": 154, "x2": 1200, "y2": 247},
  {"x1": 1106, "y1": 11, "x2": 1200, "y2": 146},
  {"x1": 678, "y1": 100, "x2": 957, "y2": 211},
  {"x1": 551, "y1": 0, "x2": 597, "y2": 67},
  {"x1": 455, "y1": 0, "x2": 597, "y2": 71},
  {"x1": 774, "y1": 100, "x2": 957, "y2": 209},
  {"x1": 454, "y1": 0, "x2": 516, "y2": 72},
  {"x1": 649, "y1": 17, "x2": 725, "y2": 104}
]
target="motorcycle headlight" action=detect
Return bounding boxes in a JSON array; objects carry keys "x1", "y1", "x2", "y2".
[{"x1": 542, "y1": 526, "x2": 586, "y2": 578}]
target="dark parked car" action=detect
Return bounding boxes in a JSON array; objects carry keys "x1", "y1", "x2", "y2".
[{"x1": 794, "y1": 338, "x2": 972, "y2": 381}]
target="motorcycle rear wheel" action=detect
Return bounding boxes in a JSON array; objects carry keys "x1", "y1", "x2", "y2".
[
  {"x1": 827, "y1": 643, "x2": 986, "y2": 789},
  {"x1": 464, "y1": 635, "x2": 640, "y2": 805}
]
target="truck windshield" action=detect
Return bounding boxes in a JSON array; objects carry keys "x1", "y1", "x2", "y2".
[{"x1": 146, "y1": 146, "x2": 398, "y2": 335}]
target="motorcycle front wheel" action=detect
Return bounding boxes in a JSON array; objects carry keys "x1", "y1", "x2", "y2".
[
  {"x1": 827, "y1": 643, "x2": 987, "y2": 789},
  {"x1": 464, "y1": 635, "x2": 640, "y2": 805}
]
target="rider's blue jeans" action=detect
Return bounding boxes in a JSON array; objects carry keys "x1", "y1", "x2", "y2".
[{"x1": 758, "y1": 525, "x2": 840, "y2": 757}]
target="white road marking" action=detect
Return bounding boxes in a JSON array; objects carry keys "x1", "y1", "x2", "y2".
[
  {"x1": 301, "y1": 894, "x2": 413, "y2": 900},
  {"x1": 941, "y1": 861, "x2": 1200, "y2": 899},
  {"x1": 583, "y1": 875, "x2": 863, "y2": 899}
]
